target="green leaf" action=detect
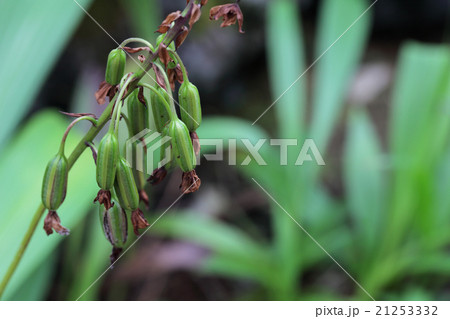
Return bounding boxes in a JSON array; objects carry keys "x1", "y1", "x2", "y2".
[
  {"x1": 310, "y1": 0, "x2": 371, "y2": 150},
  {"x1": 344, "y1": 108, "x2": 386, "y2": 253},
  {"x1": 0, "y1": 0, "x2": 93, "y2": 152},
  {"x1": 266, "y1": 0, "x2": 306, "y2": 138},
  {"x1": 384, "y1": 43, "x2": 450, "y2": 250},
  {"x1": 0, "y1": 110, "x2": 98, "y2": 300},
  {"x1": 390, "y1": 43, "x2": 450, "y2": 160}
]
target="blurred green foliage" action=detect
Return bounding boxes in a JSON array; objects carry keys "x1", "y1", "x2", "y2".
[{"x1": 1, "y1": 0, "x2": 450, "y2": 301}]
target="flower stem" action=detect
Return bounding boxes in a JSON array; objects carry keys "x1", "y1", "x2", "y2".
[
  {"x1": 59, "y1": 116, "x2": 97, "y2": 155},
  {"x1": 119, "y1": 37, "x2": 155, "y2": 51},
  {"x1": 0, "y1": 204, "x2": 46, "y2": 298}
]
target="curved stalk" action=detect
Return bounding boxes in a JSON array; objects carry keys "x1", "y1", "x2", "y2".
[
  {"x1": 59, "y1": 116, "x2": 97, "y2": 154},
  {"x1": 120, "y1": 37, "x2": 154, "y2": 52}
]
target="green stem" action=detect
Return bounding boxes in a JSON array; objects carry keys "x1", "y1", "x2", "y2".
[
  {"x1": 0, "y1": 0, "x2": 206, "y2": 299},
  {"x1": 139, "y1": 82, "x2": 177, "y2": 121},
  {"x1": 112, "y1": 75, "x2": 135, "y2": 136},
  {"x1": 59, "y1": 116, "x2": 97, "y2": 154},
  {"x1": 0, "y1": 204, "x2": 46, "y2": 298},
  {"x1": 168, "y1": 50, "x2": 189, "y2": 82}
]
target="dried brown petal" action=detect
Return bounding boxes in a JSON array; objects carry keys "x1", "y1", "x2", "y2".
[
  {"x1": 201, "y1": 0, "x2": 209, "y2": 6},
  {"x1": 148, "y1": 167, "x2": 168, "y2": 185},
  {"x1": 180, "y1": 170, "x2": 201, "y2": 194},
  {"x1": 94, "y1": 189, "x2": 114, "y2": 211},
  {"x1": 95, "y1": 81, "x2": 118, "y2": 105},
  {"x1": 95, "y1": 81, "x2": 112, "y2": 105},
  {"x1": 44, "y1": 211, "x2": 70, "y2": 236},
  {"x1": 123, "y1": 46, "x2": 151, "y2": 54},
  {"x1": 138, "y1": 55, "x2": 146, "y2": 63},
  {"x1": 190, "y1": 131, "x2": 201, "y2": 156},
  {"x1": 158, "y1": 43, "x2": 171, "y2": 68},
  {"x1": 60, "y1": 111, "x2": 98, "y2": 120},
  {"x1": 175, "y1": 26, "x2": 189, "y2": 49},
  {"x1": 167, "y1": 65, "x2": 185, "y2": 91},
  {"x1": 152, "y1": 64, "x2": 167, "y2": 90},
  {"x1": 189, "y1": 4, "x2": 202, "y2": 30},
  {"x1": 157, "y1": 11, "x2": 182, "y2": 33},
  {"x1": 209, "y1": 3, "x2": 244, "y2": 33},
  {"x1": 131, "y1": 209, "x2": 150, "y2": 235},
  {"x1": 138, "y1": 86, "x2": 147, "y2": 106}
]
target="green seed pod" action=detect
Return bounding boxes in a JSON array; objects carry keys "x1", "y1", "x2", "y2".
[
  {"x1": 156, "y1": 34, "x2": 175, "y2": 51},
  {"x1": 127, "y1": 89, "x2": 149, "y2": 135},
  {"x1": 167, "y1": 118, "x2": 196, "y2": 172},
  {"x1": 96, "y1": 131, "x2": 120, "y2": 190},
  {"x1": 178, "y1": 81, "x2": 202, "y2": 132},
  {"x1": 99, "y1": 200, "x2": 128, "y2": 248},
  {"x1": 105, "y1": 48, "x2": 126, "y2": 85},
  {"x1": 150, "y1": 85, "x2": 171, "y2": 133},
  {"x1": 114, "y1": 157, "x2": 140, "y2": 211},
  {"x1": 41, "y1": 152, "x2": 69, "y2": 211}
]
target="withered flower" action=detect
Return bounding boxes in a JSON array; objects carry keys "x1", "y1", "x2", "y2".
[
  {"x1": 189, "y1": 4, "x2": 202, "y2": 30},
  {"x1": 95, "y1": 81, "x2": 118, "y2": 105},
  {"x1": 152, "y1": 64, "x2": 168, "y2": 90},
  {"x1": 158, "y1": 43, "x2": 172, "y2": 68},
  {"x1": 176, "y1": 26, "x2": 189, "y2": 49},
  {"x1": 44, "y1": 211, "x2": 70, "y2": 236},
  {"x1": 209, "y1": 3, "x2": 244, "y2": 33},
  {"x1": 94, "y1": 189, "x2": 114, "y2": 211},
  {"x1": 148, "y1": 167, "x2": 168, "y2": 185},
  {"x1": 167, "y1": 64, "x2": 184, "y2": 91},
  {"x1": 157, "y1": 11, "x2": 182, "y2": 34},
  {"x1": 180, "y1": 170, "x2": 201, "y2": 194},
  {"x1": 190, "y1": 131, "x2": 201, "y2": 156},
  {"x1": 131, "y1": 209, "x2": 150, "y2": 235}
]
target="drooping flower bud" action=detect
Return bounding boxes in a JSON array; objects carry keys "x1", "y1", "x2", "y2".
[
  {"x1": 105, "y1": 48, "x2": 126, "y2": 85},
  {"x1": 94, "y1": 131, "x2": 120, "y2": 210},
  {"x1": 96, "y1": 131, "x2": 120, "y2": 191},
  {"x1": 99, "y1": 200, "x2": 128, "y2": 264},
  {"x1": 114, "y1": 157, "x2": 150, "y2": 235},
  {"x1": 127, "y1": 88, "x2": 149, "y2": 136},
  {"x1": 179, "y1": 81, "x2": 202, "y2": 132},
  {"x1": 167, "y1": 118, "x2": 196, "y2": 173},
  {"x1": 114, "y1": 157, "x2": 140, "y2": 211},
  {"x1": 41, "y1": 152, "x2": 68, "y2": 212},
  {"x1": 150, "y1": 85, "x2": 172, "y2": 133},
  {"x1": 41, "y1": 152, "x2": 70, "y2": 235}
]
